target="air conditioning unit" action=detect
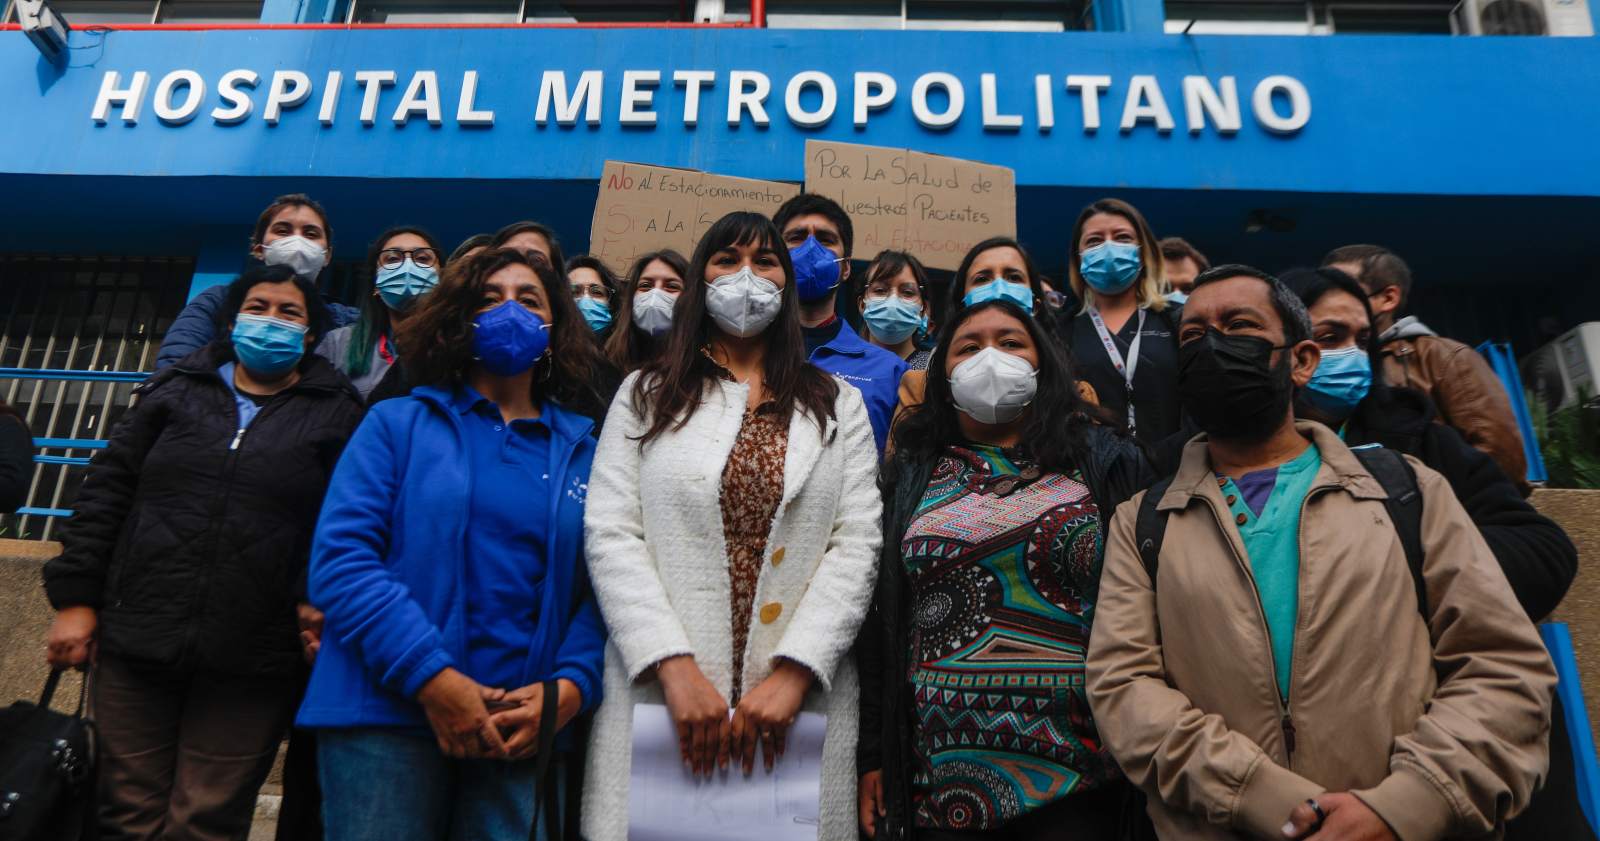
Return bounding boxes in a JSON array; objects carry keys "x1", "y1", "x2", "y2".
[
  {"x1": 1452, "y1": 0, "x2": 1595, "y2": 35},
  {"x1": 1522, "y1": 322, "x2": 1600, "y2": 413}
]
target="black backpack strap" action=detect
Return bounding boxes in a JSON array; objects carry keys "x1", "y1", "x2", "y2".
[
  {"x1": 528, "y1": 679, "x2": 562, "y2": 841},
  {"x1": 1134, "y1": 477, "x2": 1175, "y2": 588},
  {"x1": 1352, "y1": 447, "x2": 1427, "y2": 616}
]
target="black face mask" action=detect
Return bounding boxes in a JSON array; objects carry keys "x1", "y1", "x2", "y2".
[{"x1": 1178, "y1": 328, "x2": 1295, "y2": 443}]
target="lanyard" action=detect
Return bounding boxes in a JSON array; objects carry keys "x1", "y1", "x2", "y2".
[{"x1": 1087, "y1": 307, "x2": 1144, "y2": 435}]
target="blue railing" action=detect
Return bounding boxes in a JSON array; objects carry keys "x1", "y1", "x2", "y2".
[
  {"x1": 1, "y1": 368, "x2": 148, "y2": 521},
  {"x1": 1479, "y1": 342, "x2": 1550, "y2": 486}
]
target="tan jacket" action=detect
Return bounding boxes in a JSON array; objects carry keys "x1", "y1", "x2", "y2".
[
  {"x1": 1086, "y1": 422, "x2": 1554, "y2": 841},
  {"x1": 1381, "y1": 323, "x2": 1528, "y2": 495}
]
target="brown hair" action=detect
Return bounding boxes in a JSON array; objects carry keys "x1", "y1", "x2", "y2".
[
  {"x1": 1158, "y1": 237, "x2": 1210, "y2": 273},
  {"x1": 397, "y1": 248, "x2": 615, "y2": 422},
  {"x1": 1321, "y1": 244, "x2": 1413, "y2": 309},
  {"x1": 631, "y1": 212, "x2": 838, "y2": 445},
  {"x1": 603, "y1": 250, "x2": 689, "y2": 375},
  {"x1": 250, "y1": 193, "x2": 332, "y2": 247},
  {"x1": 1067, "y1": 198, "x2": 1167, "y2": 312}
]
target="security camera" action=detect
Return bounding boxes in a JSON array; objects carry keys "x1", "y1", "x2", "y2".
[{"x1": 17, "y1": 0, "x2": 70, "y2": 64}]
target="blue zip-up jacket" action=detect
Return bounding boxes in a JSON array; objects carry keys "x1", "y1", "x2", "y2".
[
  {"x1": 297, "y1": 385, "x2": 605, "y2": 729},
  {"x1": 810, "y1": 326, "x2": 907, "y2": 455}
]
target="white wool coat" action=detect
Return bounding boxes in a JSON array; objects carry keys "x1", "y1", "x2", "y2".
[{"x1": 581, "y1": 372, "x2": 883, "y2": 841}]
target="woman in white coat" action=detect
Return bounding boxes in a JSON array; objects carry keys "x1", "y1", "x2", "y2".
[{"x1": 582, "y1": 212, "x2": 883, "y2": 840}]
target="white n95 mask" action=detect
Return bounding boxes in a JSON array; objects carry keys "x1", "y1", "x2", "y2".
[
  {"x1": 632, "y1": 289, "x2": 678, "y2": 337},
  {"x1": 261, "y1": 236, "x2": 329, "y2": 280},
  {"x1": 950, "y1": 347, "x2": 1038, "y2": 424},
  {"x1": 705, "y1": 267, "x2": 783, "y2": 339}
]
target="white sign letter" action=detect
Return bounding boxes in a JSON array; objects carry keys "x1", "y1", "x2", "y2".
[
  {"x1": 212, "y1": 69, "x2": 258, "y2": 124},
  {"x1": 319, "y1": 71, "x2": 342, "y2": 125},
  {"x1": 853, "y1": 72, "x2": 896, "y2": 127},
  {"x1": 1120, "y1": 75, "x2": 1175, "y2": 133},
  {"x1": 1035, "y1": 74, "x2": 1055, "y2": 133},
  {"x1": 1182, "y1": 76, "x2": 1241, "y2": 134},
  {"x1": 153, "y1": 70, "x2": 205, "y2": 125},
  {"x1": 1065, "y1": 75, "x2": 1110, "y2": 133},
  {"x1": 264, "y1": 70, "x2": 312, "y2": 125},
  {"x1": 911, "y1": 72, "x2": 964, "y2": 130},
  {"x1": 980, "y1": 73, "x2": 1023, "y2": 131},
  {"x1": 92, "y1": 71, "x2": 149, "y2": 125},
  {"x1": 354, "y1": 70, "x2": 396, "y2": 126},
  {"x1": 784, "y1": 71, "x2": 836, "y2": 128},
  {"x1": 727, "y1": 71, "x2": 771, "y2": 127},
  {"x1": 393, "y1": 70, "x2": 442, "y2": 126},
  {"x1": 537, "y1": 70, "x2": 604, "y2": 126},
  {"x1": 1252, "y1": 75, "x2": 1311, "y2": 134},
  {"x1": 674, "y1": 70, "x2": 715, "y2": 126},
  {"x1": 620, "y1": 70, "x2": 660, "y2": 127},
  {"x1": 456, "y1": 70, "x2": 494, "y2": 126}
]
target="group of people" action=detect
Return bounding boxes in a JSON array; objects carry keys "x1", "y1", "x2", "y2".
[{"x1": 35, "y1": 188, "x2": 1582, "y2": 841}]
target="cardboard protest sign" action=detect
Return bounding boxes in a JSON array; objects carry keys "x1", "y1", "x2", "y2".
[
  {"x1": 590, "y1": 161, "x2": 798, "y2": 274},
  {"x1": 803, "y1": 140, "x2": 1015, "y2": 271}
]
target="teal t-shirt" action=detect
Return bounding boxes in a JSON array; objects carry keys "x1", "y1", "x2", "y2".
[{"x1": 1218, "y1": 443, "x2": 1322, "y2": 701}]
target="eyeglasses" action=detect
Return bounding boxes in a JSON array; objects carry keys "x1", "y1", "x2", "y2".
[
  {"x1": 378, "y1": 248, "x2": 438, "y2": 270},
  {"x1": 570, "y1": 283, "x2": 612, "y2": 302}
]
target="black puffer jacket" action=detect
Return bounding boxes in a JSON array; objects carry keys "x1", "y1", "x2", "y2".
[
  {"x1": 44, "y1": 343, "x2": 364, "y2": 677},
  {"x1": 856, "y1": 423, "x2": 1153, "y2": 839},
  {"x1": 1345, "y1": 386, "x2": 1576, "y2": 621}
]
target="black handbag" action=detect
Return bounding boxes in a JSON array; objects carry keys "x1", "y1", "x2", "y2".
[{"x1": 0, "y1": 670, "x2": 97, "y2": 841}]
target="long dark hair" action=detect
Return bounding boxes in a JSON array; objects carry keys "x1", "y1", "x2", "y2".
[
  {"x1": 946, "y1": 238, "x2": 1054, "y2": 336},
  {"x1": 347, "y1": 226, "x2": 442, "y2": 378},
  {"x1": 892, "y1": 300, "x2": 1096, "y2": 474},
  {"x1": 632, "y1": 212, "x2": 838, "y2": 445},
  {"x1": 397, "y1": 248, "x2": 615, "y2": 422},
  {"x1": 603, "y1": 249, "x2": 688, "y2": 375}
]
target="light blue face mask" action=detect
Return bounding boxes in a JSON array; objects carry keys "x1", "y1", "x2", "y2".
[
  {"x1": 1080, "y1": 241, "x2": 1142, "y2": 295},
  {"x1": 963, "y1": 279, "x2": 1034, "y2": 313},
  {"x1": 575, "y1": 297, "x2": 613, "y2": 333},
  {"x1": 1166, "y1": 290, "x2": 1190, "y2": 305},
  {"x1": 1305, "y1": 345, "x2": 1373, "y2": 418},
  {"x1": 374, "y1": 259, "x2": 439, "y2": 311},
  {"x1": 862, "y1": 297, "x2": 923, "y2": 345},
  {"x1": 231, "y1": 313, "x2": 307, "y2": 377}
]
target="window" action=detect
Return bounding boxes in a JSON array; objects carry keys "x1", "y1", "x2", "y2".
[
  {"x1": 350, "y1": 0, "x2": 693, "y2": 22},
  {"x1": 5, "y1": 0, "x2": 263, "y2": 23},
  {"x1": 1165, "y1": 0, "x2": 1457, "y2": 33},
  {"x1": 725, "y1": 0, "x2": 1089, "y2": 30}
]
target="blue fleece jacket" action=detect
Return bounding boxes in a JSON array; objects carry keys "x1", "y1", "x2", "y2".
[{"x1": 297, "y1": 385, "x2": 605, "y2": 729}]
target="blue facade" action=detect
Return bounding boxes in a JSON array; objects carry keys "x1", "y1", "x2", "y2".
[{"x1": 0, "y1": 17, "x2": 1597, "y2": 346}]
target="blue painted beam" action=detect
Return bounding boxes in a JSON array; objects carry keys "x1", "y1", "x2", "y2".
[{"x1": 0, "y1": 368, "x2": 149, "y2": 383}]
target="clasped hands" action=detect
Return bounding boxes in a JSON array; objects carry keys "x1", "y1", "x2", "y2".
[
  {"x1": 416, "y1": 668, "x2": 581, "y2": 761},
  {"x1": 656, "y1": 654, "x2": 813, "y2": 778}
]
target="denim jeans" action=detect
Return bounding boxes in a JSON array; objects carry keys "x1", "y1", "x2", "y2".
[{"x1": 317, "y1": 728, "x2": 563, "y2": 841}]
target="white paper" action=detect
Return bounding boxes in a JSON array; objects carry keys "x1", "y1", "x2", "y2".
[{"x1": 627, "y1": 703, "x2": 826, "y2": 841}]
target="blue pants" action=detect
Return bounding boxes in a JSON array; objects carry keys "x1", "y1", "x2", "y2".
[{"x1": 317, "y1": 728, "x2": 563, "y2": 841}]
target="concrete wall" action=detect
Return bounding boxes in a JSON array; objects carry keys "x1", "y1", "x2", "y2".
[{"x1": 5, "y1": 489, "x2": 1599, "y2": 734}]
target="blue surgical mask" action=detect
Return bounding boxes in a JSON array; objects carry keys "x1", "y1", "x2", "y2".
[
  {"x1": 1306, "y1": 345, "x2": 1373, "y2": 418},
  {"x1": 575, "y1": 297, "x2": 613, "y2": 333},
  {"x1": 790, "y1": 235, "x2": 843, "y2": 303},
  {"x1": 231, "y1": 314, "x2": 307, "y2": 377},
  {"x1": 472, "y1": 301, "x2": 550, "y2": 377},
  {"x1": 374, "y1": 259, "x2": 439, "y2": 311},
  {"x1": 963, "y1": 279, "x2": 1034, "y2": 313},
  {"x1": 1080, "y1": 241, "x2": 1142, "y2": 295},
  {"x1": 862, "y1": 297, "x2": 923, "y2": 345},
  {"x1": 1166, "y1": 290, "x2": 1189, "y2": 306}
]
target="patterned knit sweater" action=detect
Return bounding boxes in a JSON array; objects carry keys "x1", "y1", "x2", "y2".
[{"x1": 902, "y1": 444, "x2": 1120, "y2": 831}]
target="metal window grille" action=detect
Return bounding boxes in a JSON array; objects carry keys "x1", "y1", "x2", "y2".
[{"x1": 0, "y1": 255, "x2": 193, "y2": 540}]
